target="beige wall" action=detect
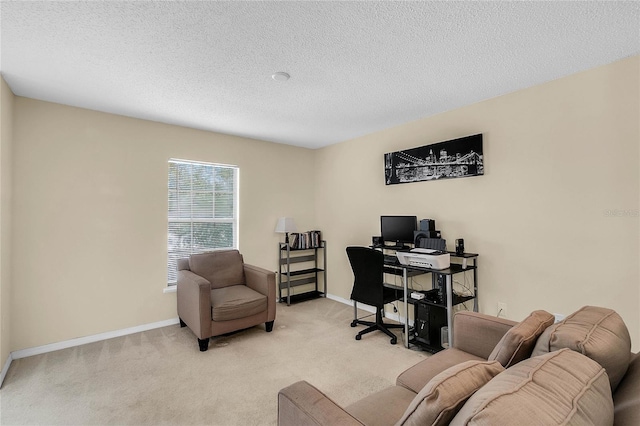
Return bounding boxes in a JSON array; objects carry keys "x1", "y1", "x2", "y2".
[
  {"x1": 315, "y1": 56, "x2": 640, "y2": 350},
  {"x1": 7, "y1": 56, "x2": 640, "y2": 354},
  {"x1": 0, "y1": 76, "x2": 15, "y2": 370},
  {"x1": 11, "y1": 99, "x2": 315, "y2": 350}
]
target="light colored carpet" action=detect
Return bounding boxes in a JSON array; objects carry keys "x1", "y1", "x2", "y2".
[{"x1": 0, "y1": 298, "x2": 428, "y2": 425}]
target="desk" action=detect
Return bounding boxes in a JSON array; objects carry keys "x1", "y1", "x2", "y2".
[{"x1": 383, "y1": 253, "x2": 478, "y2": 349}]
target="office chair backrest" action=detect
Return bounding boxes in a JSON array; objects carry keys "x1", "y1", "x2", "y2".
[{"x1": 346, "y1": 246, "x2": 385, "y2": 308}]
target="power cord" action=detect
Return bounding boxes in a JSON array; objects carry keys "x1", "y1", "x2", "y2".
[
  {"x1": 355, "y1": 312, "x2": 375, "y2": 321},
  {"x1": 453, "y1": 275, "x2": 473, "y2": 297}
]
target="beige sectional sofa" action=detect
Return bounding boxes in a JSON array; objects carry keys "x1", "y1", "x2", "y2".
[{"x1": 278, "y1": 306, "x2": 639, "y2": 425}]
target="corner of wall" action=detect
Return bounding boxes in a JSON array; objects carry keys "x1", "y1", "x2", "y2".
[{"x1": 0, "y1": 75, "x2": 15, "y2": 382}]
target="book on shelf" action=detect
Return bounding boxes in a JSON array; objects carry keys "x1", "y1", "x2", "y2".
[
  {"x1": 287, "y1": 230, "x2": 322, "y2": 250},
  {"x1": 311, "y1": 230, "x2": 321, "y2": 247}
]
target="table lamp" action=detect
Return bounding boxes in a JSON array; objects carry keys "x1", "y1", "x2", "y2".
[{"x1": 275, "y1": 217, "x2": 297, "y2": 245}]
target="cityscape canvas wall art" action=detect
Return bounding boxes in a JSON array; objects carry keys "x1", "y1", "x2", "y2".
[{"x1": 384, "y1": 134, "x2": 484, "y2": 185}]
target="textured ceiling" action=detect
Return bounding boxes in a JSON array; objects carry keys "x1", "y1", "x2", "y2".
[{"x1": 1, "y1": 1, "x2": 638, "y2": 149}]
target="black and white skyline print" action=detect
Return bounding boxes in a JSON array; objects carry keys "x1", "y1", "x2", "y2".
[{"x1": 384, "y1": 134, "x2": 484, "y2": 185}]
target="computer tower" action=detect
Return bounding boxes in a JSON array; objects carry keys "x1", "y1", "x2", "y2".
[{"x1": 414, "y1": 301, "x2": 447, "y2": 349}]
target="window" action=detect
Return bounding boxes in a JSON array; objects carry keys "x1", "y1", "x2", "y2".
[{"x1": 167, "y1": 159, "x2": 239, "y2": 284}]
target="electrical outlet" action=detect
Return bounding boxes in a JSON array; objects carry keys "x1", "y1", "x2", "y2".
[
  {"x1": 553, "y1": 313, "x2": 565, "y2": 323},
  {"x1": 497, "y1": 302, "x2": 507, "y2": 318}
]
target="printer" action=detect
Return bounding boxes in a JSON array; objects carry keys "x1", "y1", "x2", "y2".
[{"x1": 396, "y1": 248, "x2": 451, "y2": 270}]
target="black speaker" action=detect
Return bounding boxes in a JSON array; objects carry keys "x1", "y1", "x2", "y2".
[
  {"x1": 414, "y1": 301, "x2": 447, "y2": 348},
  {"x1": 414, "y1": 233, "x2": 446, "y2": 251},
  {"x1": 419, "y1": 219, "x2": 436, "y2": 231},
  {"x1": 414, "y1": 230, "x2": 441, "y2": 240},
  {"x1": 372, "y1": 236, "x2": 382, "y2": 247},
  {"x1": 455, "y1": 238, "x2": 465, "y2": 255}
]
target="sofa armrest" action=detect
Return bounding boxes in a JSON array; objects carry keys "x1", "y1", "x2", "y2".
[
  {"x1": 278, "y1": 381, "x2": 363, "y2": 426},
  {"x1": 177, "y1": 270, "x2": 212, "y2": 339},
  {"x1": 614, "y1": 352, "x2": 640, "y2": 426},
  {"x1": 244, "y1": 264, "x2": 277, "y2": 321},
  {"x1": 453, "y1": 311, "x2": 518, "y2": 359}
]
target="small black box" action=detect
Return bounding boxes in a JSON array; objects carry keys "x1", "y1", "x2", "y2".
[{"x1": 419, "y1": 219, "x2": 436, "y2": 231}]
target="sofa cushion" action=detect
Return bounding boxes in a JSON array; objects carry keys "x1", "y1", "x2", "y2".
[
  {"x1": 396, "y1": 360, "x2": 504, "y2": 426},
  {"x1": 532, "y1": 305, "x2": 631, "y2": 391},
  {"x1": 210, "y1": 285, "x2": 267, "y2": 321},
  {"x1": 345, "y1": 386, "x2": 416, "y2": 426},
  {"x1": 450, "y1": 349, "x2": 613, "y2": 426},
  {"x1": 189, "y1": 250, "x2": 245, "y2": 289},
  {"x1": 452, "y1": 312, "x2": 518, "y2": 359},
  {"x1": 613, "y1": 352, "x2": 640, "y2": 426},
  {"x1": 488, "y1": 310, "x2": 555, "y2": 368},
  {"x1": 397, "y1": 348, "x2": 484, "y2": 394}
]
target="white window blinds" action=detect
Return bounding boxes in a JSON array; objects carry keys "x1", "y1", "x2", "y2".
[{"x1": 167, "y1": 159, "x2": 239, "y2": 284}]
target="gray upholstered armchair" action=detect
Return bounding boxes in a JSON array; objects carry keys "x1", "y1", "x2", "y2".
[{"x1": 177, "y1": 249, "x2": 276, "y2": 351}]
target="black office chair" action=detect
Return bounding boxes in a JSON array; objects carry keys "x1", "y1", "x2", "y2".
[{"x1": 346, "y1": 246, "x2": 404, "y2": 345}]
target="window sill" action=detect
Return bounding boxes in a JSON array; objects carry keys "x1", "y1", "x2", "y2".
[{"x1": 163, "y1": 286, "x2": 177, "y2": 294}]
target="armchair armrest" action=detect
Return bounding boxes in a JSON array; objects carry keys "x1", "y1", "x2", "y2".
[
  {"x1": 244, "y1": 264, "x2": 275, "y2": 295},
  {"x1": 278, "y1": 381, "x2": 363, "y2": 426},
  {"x1": 244, "y1": 263, "x2": 276, "y2": 321},
  {"x1": 177, "y1": 270, "x2": 212, "y2": 339},
  {"x1": 453, "y1": 311, "x2": 518, "y2": 359}
]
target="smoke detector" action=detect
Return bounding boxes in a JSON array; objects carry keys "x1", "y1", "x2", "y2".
[{"x1": 272, "y1": 72, "x2": 290, "y2": 81}]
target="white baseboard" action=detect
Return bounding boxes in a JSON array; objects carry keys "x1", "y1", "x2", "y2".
[
  {"x1": 10, "y1": 318, "x2": 180, "y2": 360},
  {"x1": 326, "y1": 293, "x2": 374, "y2": 314},
  {"x1": 4, "y1": 293, "x2": 409, "y2": 376},
  {"x1": 326, "y1": 293, "x2": 411, "y2": 325},
  {"x1": 0, "y1": 352, "x2": 13, "y2": 388},
  {"x1": 2, "y1": 294, "x2": 373, "y2": 366},
  {"x1": 9, "y1": 296, "x2": 375, "y2": 362}
]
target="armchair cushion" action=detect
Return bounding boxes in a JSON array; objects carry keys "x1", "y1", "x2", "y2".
[
  {"x1": 397, "y1": 360, "x2": 504, "y2": 426},
  {"x1": 488, "y1": 310, "x2": 555, "y2": 368},
  {"x1": 189, "y1": 250, "x2": 245, "y2": 289},
  {"x1": 210, "y1": 285, "x2": 267, "y2": 322}
]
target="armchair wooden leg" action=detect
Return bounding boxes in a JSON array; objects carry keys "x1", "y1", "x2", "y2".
[
  {"x1": 179, "y1": 318, "x2": 187, "y2": 328},
  {"x1": 266, "y1": 321, "x2": 274, "y2": 332},
  {"x1": 198, "y1": 337, "x2": 209, "y2": 352}
]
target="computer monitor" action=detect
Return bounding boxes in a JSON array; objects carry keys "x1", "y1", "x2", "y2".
[{"x1": 380, "y1": 215, "x2": 417, "y2": 247}]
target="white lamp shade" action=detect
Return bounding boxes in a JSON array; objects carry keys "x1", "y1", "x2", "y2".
[{"x1": 275, "y1": 217, "x2": 297, "y2": 233}]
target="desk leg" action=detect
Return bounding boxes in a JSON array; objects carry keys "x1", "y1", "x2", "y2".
[
  {"x1": 403, "y1": 267, "x2": 409, "y2": 348},
  {"x1": 446, "y1": 275, "x2": 453, "y2": 347},
  {"x1": 473, "y1": 258, "x2": 478, "y2": 312}
]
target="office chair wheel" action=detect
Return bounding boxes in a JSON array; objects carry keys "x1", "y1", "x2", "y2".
[
  {"x1": 355, "y1": 335, "x2": 362, "y2": 341},
  {"x1": 351, "y1": 320, "x2": 358, "y2": 327},
  {"x1": 390, "y1": 337, "x2": 397, "y2": 345}
]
